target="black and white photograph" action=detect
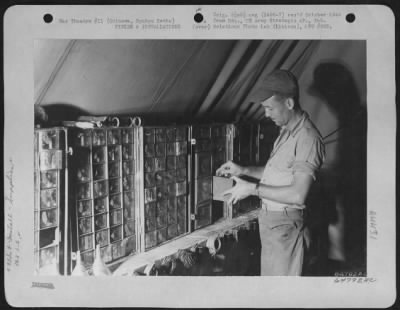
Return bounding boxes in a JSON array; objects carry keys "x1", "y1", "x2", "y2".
[
  {"x1": 32, "y1": 38, "x2": 367, "y2": 278},
  {"x1": 3, "y1": 5, "x2": 396, "y2": 308}
]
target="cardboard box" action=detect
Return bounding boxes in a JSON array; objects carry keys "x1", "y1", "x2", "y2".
[{"x1": 212, "y1": 176, "x2": 234, "y2": 202}]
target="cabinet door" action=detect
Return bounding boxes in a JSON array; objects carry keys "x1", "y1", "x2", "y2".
[
  {"x1": 69, "y1": 127, "x2": 138, "y2": 270},
  {"x1": 191, "y1": 125, "x2": 213, "y2": 230},
  {"x1": 191, "y1": 124, "x2": 234, "y2": 230},
  {"x1": 34, "y1": 128, "x2": 67, "y2": 275},
  {"x1": 141, "y1": 126, "x2": 189, "y2": 251}
]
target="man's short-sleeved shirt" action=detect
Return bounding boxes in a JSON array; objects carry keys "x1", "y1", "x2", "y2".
[{"x1": 260, "y1": 112, "x2": 325, "y2": 210}]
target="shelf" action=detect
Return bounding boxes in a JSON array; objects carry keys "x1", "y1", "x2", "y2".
[
  {"x1": 37, "y1": 242, "x2": 58, "y2": 250},
  {"x1": 112, "y1": 209, "x2": 259, "y2": 276}
]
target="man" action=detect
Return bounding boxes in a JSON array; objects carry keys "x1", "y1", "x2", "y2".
[{"x1": 217, "y1": 69, "x2": 325, "y2": 276}]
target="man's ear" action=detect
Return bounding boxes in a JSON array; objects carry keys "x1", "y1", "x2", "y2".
[{"x1": 286, "y1": 98, "x2": 295, "y2": 110}]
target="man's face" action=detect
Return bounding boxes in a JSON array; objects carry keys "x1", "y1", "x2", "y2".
[{"x1": 260, "y1": 95, "x2": 291, "y2": 127}]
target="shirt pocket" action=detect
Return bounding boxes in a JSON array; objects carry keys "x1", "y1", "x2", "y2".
[{"x1": 271, "y1": 153, "x2": 295, "y2": 172}]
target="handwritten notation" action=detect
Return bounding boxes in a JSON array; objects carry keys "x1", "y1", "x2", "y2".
[
  {"x1": 5, "y1": 158, "x2": 23, "y2": 272},
  {"x1": 5, "y1": 158, "x2": 14, "y2": 205},
  {"x1": 369, "y1": 210, "x2": 378, "y2": 239},
  {"x1": 334, "y1": 277, "x2": 376, "y2": 284},
  {"x1": 5, "y1": 158, "x2": 14, "y2": 272},
  {"x1": 32, "y1": 282, "x2": 55, "y2": 289}
]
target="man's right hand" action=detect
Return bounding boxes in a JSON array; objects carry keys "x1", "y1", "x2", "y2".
[{"x1": 216, "y1": 161, "x2": 244, "y2": 177}]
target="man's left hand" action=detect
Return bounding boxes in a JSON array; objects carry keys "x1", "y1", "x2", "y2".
[{"x1": 222, "y1": 176, "x2": 257, "y2": 205}]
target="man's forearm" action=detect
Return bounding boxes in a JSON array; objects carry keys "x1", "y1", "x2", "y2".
[
  {"x1": 241, "y1": 166, "x2": 264, "y2": 179},
  {"x1": 253, "y1": 183, "x2": 304, "y2": 205},
  {"x1": 252, "y1": 173, "x2": 314, "y2": 206}
]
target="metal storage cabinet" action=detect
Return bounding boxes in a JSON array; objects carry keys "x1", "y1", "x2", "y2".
[
  {"x1": 34, "y1": 122, "x2": 245, "y2": 274},
  {"x1": 234, "y1": 122, "x2": 253, "y2": 166},
  {"x1": 190, "y1": 124, "x2": 234, "y2": 229},
  {"x1": 190, "y1": 125, "x2": 212, "y2": 230},
  {"x1": 257, "y1": 120, "x2": 279, "y2": 166},
  {"x1": 230, "y1": 121, "x2": 276, "y2": 218},
  {"x1": 211, "y1": 124, "x2": 234, "y2": 175},
  {"x1": 138, "y1": 126, "x2": 190, "y2": 251},
  {"x1": 69, "y1": 127, "x2": 137, "y2": 270},
  {"x1": 34, "y1": 128, "x2": 68, "y2": 275}
]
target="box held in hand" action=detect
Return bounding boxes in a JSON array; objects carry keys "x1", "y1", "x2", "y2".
[{"x1": 212, "y1": 176, "x2": 234, "y2": 202}]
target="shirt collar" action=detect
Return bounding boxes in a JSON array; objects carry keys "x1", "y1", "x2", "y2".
[{"x1": 283, "y1": 111, "x2": 308, "y2": 137}]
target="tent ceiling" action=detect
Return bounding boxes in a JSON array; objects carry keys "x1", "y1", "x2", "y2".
[
  {"x1": 34, "y1": 39, "x2": 366, "y2": 125},
  {"x1": 35, "y1": 39, "x2": 236, "y2": 121}
]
